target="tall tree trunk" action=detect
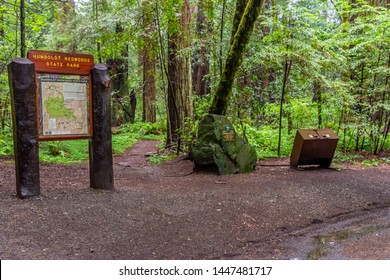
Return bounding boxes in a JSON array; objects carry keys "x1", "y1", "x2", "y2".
[
  {"x1": 230, "y1": 0, "x2": 248, "y2": 45},
  {"x1": 376, "y1": 51, "x2": 390, "y2": 153},
  {"x1": 277, "y1": 59, "x2": 292, "y2": 157},
  {"x1": 209, "y1": 0, "x2": 265, "y2": 115},
  {"x1": 354, "y1": 62, "x2": 365, "y2": 151},
  {"x1": 0, "y1": 2, "x2": 9, "y2": 130},
  {"x1": 167, "y1": 31, "x2": 179, "y2": 144},
  {"x1": 166, "y1": 0, "x2": 193, "y2": 148},
  {"x1": 220, "y1": 0, "x2": 227, "y2": 77},
  {"x1": 0, "y1": 1, "x2": 3, "y2": 39},
  {"x1": 142, "y1": 50, "x2": 156, "y2": 123},
  {"x1": 0, "y1": 1, "x2": 4, "y2": 57},
  {"x1": 20, "y1": 0, "x2": 25, "y2": 58},
  {"x1": 142, "y1": 1, "x2": 157, "y2": 123},
  {"x1": 93, "y1": 0, "x2": 102, "y2": 63},
  {"x1": 107, "y1": 23, "x2": 129, "y2": 127},
  {"x1": 253, "y1": 0, "x2": 274, "y2": 120},
  {"x1": 56, "y1": 0, "x2": 76, "y2": 52},
  {"x1": 314, "y1": 81, "x2": 323, "y2": 128},
  {"x1": 193, "y1": 0, "x2": 211, "y2": 96}
]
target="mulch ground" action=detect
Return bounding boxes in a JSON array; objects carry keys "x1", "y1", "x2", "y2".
[{"x1": 0, "y1": 140, "x2": 389, "y2": 260}]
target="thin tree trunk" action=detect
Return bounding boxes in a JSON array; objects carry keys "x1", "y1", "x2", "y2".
[
  {"x1": 20, "y1": 0, "x2": 25, "y2": 58},
  {"x1": 0, "y1": 2, "x2": 4, "y2": 73},
  {"x1": 220, "y1": 0, "x2": 227, "y2": 77},
  {"x1": 377, "y1": 51, "x2": 390, "y2": 153},
  {"x1": 209, "y1": 0, "x2": 265, "y2": 115},
  {"x1": 277, "y1": 59, "x2": 292, "y2": 157},
  {"x1": 107, "y1": 24, "x2": 129, "y2": 127},
  {"x1": 314, "y1": 81, "x2": 323, "y2": 128},
  {"x1": 0, "y1": 2, "x2": 8, "y2": 130},
  {"x1": 0, "y1": 94, "x2": 9, "y2": 130},
  {"x1": 155, "y1": 1, "x2": 169, "y2": 119},
  {"x1": 379, "y1": 119, "x2": 390, "y2": 153},
  {"x1": 371, "y1": 36, "x2": 385, "y2": 154},
  {"x1": 0, "y1": 1, "x2": 4, "y2": 40},
  {"x1": 355, "y1": 62, "x2": 365, "y2": 151},
  {"x1": 94, "y1": 0, "x2": 102, "y2": 63}
]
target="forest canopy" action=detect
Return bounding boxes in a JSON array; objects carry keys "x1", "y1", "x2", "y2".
[{"x1": 0, "y1": 0, "x2": 389, "y2": 159}]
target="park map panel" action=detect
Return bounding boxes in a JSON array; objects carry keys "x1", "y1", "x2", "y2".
[
  {"x1": 37, "y1": 73, "x2": 90, "y2": 137},
  {"x1": 27, "y1": 50, "x2": 94, "y2": 140}
]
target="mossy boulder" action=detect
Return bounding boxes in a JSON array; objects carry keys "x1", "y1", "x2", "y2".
[{"x1": 193, "y1": 114, "x2": 257, "y2": 175}]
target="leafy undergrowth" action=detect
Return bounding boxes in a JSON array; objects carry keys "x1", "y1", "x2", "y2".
[
  {"x1": 144, "y1": 141, "x2": 178, "y2": 165},
  {"x1": 334, "y1": 151, "x2": 390, "y2": 167},
  {"x1": 0, "y1": 127, "x2": 13, "y2": 157},
  {"x1": 149, "y1": 153, "x2": 177, "y2": 165},
  {"x1": 37, "y1": 121, "x2": 166, "y2": 164},
  {"x1": 1, "y1": 121, "x2": 389, "y2": 167}
]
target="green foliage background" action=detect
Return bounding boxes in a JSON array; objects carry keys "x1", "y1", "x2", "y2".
[{"x1": 0, "y1": 0, "x2": 389, "y2": 164}]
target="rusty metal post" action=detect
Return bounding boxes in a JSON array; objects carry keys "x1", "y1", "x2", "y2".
[
  {"x1": 89, "y1": 64, "x2": 114, "y2": 190},
  {"x1": 8, "y1": 58, "x2": 40, "y2": 197}
]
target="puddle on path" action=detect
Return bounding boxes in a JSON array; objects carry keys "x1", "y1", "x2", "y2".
[{"x1": 306, "y1": 218, "x2": 390, "y2": 260}]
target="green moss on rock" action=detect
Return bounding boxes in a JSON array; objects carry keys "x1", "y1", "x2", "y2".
[{"x1": 193, "y1": 114, "x2": 257, "y2": 175}]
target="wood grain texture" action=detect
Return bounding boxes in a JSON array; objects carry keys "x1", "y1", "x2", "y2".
[
  {"x1": 89, "y1": 64, "x2": 114, "y2": 190},
  {"x1": 8, "y1": 58, "x2": 40, "y2": 197}
]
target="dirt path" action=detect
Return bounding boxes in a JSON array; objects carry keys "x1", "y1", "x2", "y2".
[{"x1": 0, "y1": 140, "x2": 389, "y2": 260}]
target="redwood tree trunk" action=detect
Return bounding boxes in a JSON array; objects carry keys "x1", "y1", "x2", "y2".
[
  {"x1": 142, "y1": 0, "x2": 157, "y2": 123},
  {"x1": 193, "y1": 0, "x2": 211, "y2": 96},
  {"x1": 142, "y1": 51, "x2": 156, "y2": 123},
  {"x1": 56, "y1": 0, "x2": 76, "y2": 52},
  {"x1": 107, "y1": 57, "x2": 128, "y2": 126},
  {"x1": 107, "y1": 23, "x2": 128, "y2": 127},
  {"x1": 167, "y1": 31, "x2": 179, "y2": 144},
  {"x1": 166, "y1": 0, "x2": 193, "y2": 147}
]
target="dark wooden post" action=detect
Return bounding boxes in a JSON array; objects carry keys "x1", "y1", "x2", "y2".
[
  {"x1": 89, "y1": 64, "x2": 114, "y2": 190},
  {"x1": 8, "y1": 58, "x2": 40, "y2": 197}
]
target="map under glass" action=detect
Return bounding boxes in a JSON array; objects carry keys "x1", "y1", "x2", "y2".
[{"x1": 37, "y1": 74, "x2": 91, "y2": 137}]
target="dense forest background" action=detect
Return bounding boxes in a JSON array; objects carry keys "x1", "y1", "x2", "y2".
[{"x1": 0, "y1": 0, "x2": 389, "y2": 161}]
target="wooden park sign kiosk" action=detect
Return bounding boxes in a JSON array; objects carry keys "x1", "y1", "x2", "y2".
[{"x1": 8, "y1": 50, "x2": 114, "y2": 198}]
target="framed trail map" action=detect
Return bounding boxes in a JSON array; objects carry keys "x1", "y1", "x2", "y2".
[
  {"x1": 37, "y1": 74, "x2": 91, "y2": 139},
  {"x1": 28, "y1": 50, "x2": 94, "y2": 140}
]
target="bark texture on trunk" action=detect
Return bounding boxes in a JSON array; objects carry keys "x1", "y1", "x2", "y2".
[
  {"x1": 209, "y1": 0, "x2": 265, "y2": 115},
  {"x1": 142, "y1": 0, "x2": 157, "y2": 123},
  {"x1": 193, "y1": 0, "x2": 211, "y2": 96},
  {"x1": 167, "y1": 0, "x2": 193, "y2": 146}
]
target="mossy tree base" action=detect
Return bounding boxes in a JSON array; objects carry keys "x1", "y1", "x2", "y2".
[{"x1": 193, "y1": 114, "x2": 257, "y2": 175}]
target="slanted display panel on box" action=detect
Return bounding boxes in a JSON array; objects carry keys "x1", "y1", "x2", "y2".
[{"x1": 37, "y1": 73, "x2": 91, "y2": 138}]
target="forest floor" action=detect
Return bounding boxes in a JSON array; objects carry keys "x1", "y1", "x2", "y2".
[{"x1": 0, "y1": 140, "x2": 389, "y2": 260}]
